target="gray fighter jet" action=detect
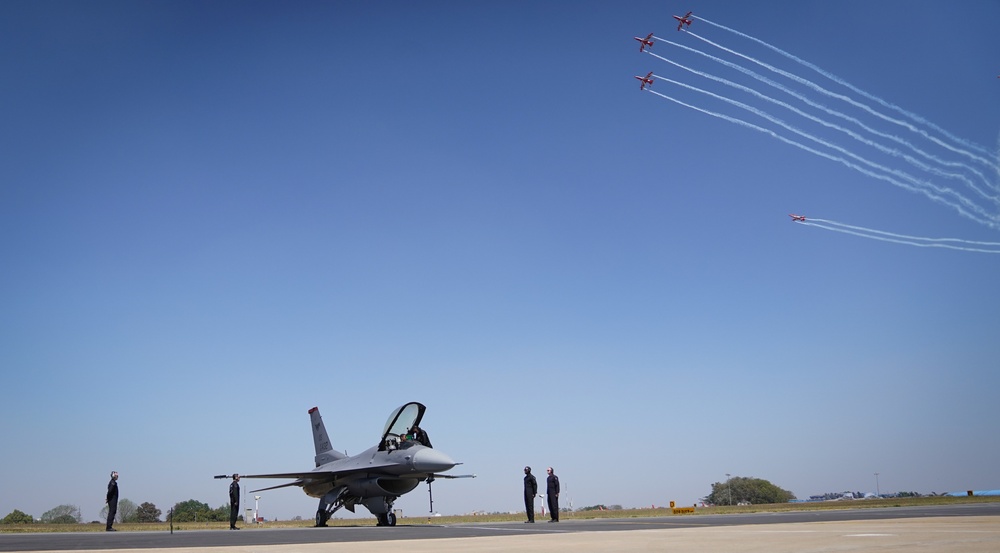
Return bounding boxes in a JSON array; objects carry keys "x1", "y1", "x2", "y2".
[{"x1": 217, "y1": 401, "x2": 473, "y2": 526}]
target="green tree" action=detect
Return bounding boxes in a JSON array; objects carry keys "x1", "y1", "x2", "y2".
[
  {"x1": 704, "y1": 476, "x2": 795, "y2": 505},
  {"x1": 2, "y1": 510, "x2": 34, "y2": 524},
  {"x1": 169, "y1": 500, "x2": 214, "y2": 522},
  {"x1": 101, "y1": 498, "x2": 138, "y2": 523},
  {"x1": 119, "y1": 499, "x2": 138, "y2": 522},
  {"x1": 137, "y1": 502, "x2": 162, "y2": 523},
  {"x1": 209, "y1": 505, "x2": 229, "y2": 522},
  {"x1": 40, "y1": 505, "x2": 81, "y2": 524}
]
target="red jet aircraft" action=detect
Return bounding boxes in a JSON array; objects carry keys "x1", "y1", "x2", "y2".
[
  {"x1": 634, "y1": 33, "x2": 654, "y2": 52},
  {"x1": 635, "y1": 71, "x2": 654, "y2": 90},
  {"x1": 789, "y1": 214, "x2": 807, "y2": 222},
  {"x1": 673, "y1": 11, "x2": 693, "y2": 31}
]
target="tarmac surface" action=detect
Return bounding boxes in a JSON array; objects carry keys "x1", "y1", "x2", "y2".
[{"x1": 2, "y1": 503, "x2": 998, "y2": 553}]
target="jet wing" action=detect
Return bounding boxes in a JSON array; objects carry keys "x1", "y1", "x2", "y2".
[
  {"x1": 240, "y1": 471, "x2": 327, "y2": 480},
  {"x1": 250, "y1": 481, "x2": 305, "y2": 493},
  {"x1": 239, "y1": 454, "x2": 414, "y2": 483}
]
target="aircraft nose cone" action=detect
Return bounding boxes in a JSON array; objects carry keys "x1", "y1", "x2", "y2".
[{"x1": 412, "y1": 448, "x2": 456, "y2": 473}]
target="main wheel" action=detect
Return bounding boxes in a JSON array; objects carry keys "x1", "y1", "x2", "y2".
[
  {"x1": 387, "y1": 512, "x2": 397, "y2": 526},
  {"x1": 315, "y1": 510, "x2": 328, "y2": 527}
]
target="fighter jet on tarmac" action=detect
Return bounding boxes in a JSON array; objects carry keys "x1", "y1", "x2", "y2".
[
  {"x1": 216, "y1": 402, "x2": 473, "y2": 527},
  {"x1": 634, "y1": 32, "x2": 654, "y2": 52},
  {"x1": 635, "y1": 71, "x2": 654, "y2": 90},
  {"x1": 673, "y1": 11, "x2": 693, "y2": 31}
]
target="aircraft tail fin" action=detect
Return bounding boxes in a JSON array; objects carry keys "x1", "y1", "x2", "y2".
[{"x1": 309, "y1": 407, "x2": 346, "y2": 466}]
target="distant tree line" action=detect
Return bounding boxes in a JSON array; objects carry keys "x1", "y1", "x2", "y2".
[{"x1": 0, "y1": 498, "x2": 240, "y2": 525}]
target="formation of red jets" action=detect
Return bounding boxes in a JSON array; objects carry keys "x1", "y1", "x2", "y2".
[
  {"x1": 635, "y1": 14, "x2": 995, "y2": 233},
  {"x1": 634, "y1": 12, "x2": 692, "y2": 90}
]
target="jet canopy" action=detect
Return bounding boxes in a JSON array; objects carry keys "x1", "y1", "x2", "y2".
[{"x1": 380, "y1": 402, "x2": 426, "y2": 449}]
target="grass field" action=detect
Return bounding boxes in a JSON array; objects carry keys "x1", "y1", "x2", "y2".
[{"x1": 3, "y1": 495, "x2": 998, "y2": 533}]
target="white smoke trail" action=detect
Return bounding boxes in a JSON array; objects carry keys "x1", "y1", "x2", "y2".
[
  {"x1": 650, "y1": 75, "x2": 998, "y2": 225},
  {"x1": 798, "y1": 220, "x2": 1000, "y2": 254},
  {"x1": 694, "y1": 15, "x2": 996, "y2": 161},
  {"x1": 809, "y1": 218, "x2": 1000, "y2": 246},
  {"x1": 644, "y1": 88, "x2": 997, "y2": 228},
  {"x1": 685, "y1": 29, "x2": 999, "y2": 171},
  {"x1": 651, "y1": 37, "x2": 999, "y2": 196},
  {"x1": 646, "y1": 49, "x2": 999, "y2": 203}
]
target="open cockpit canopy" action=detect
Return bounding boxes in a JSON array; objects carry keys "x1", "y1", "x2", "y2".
[{"x1": 380, "y1": 402, "x2": 426, "y2": 450}]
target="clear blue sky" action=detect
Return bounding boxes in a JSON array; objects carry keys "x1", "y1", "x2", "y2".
[{"x1": 2, "y1": 0, "x2": 999, "y2": 521}]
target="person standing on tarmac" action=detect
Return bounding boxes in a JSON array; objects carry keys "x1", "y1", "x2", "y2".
[
  {"x1": 229, "y1": 474, "x2": 241, "y2": 530},
  {"x1": 546, "y1": 467, "x2": 560, "y2": 522},
  {"x1": 523, "y1": 466, "x2": 538, "y2": 523},
  {"x1": 105, "y1": 471, "x2": 119, "y2": 531}
]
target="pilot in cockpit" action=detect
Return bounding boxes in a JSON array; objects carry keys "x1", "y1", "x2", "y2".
[{"x1": 409, "y1": 425, "x2": 432, "y2": 448}]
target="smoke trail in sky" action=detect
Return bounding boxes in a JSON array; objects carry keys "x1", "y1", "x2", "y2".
[
  {"x1": 639, "y1": 16, "x2": 1000, "y2": 249},
  {"x1": 650, "y1": 75, "x2": 996, "y2": 226},
  {"x1": 685, "y1": 30, "x2": 999, "y2": 171},
  {"x1": 650, "y1": 37, "x2": 998, "y2": 196},
  {"x1": 645, "y1": 88, "x2": 997, "y2": 228},
  {"x1": 810, "y1": 218, "x2": 1000, "y2": 246},
  {"x1": 694, "y1": 15, "x2": 996, "y2": 161},
  {"x1": 798, "y1": 219, "x2": 1000, "y2": 254},
  {"x1": 646, "y1": 50, "x2": 999, "y2": 203}
]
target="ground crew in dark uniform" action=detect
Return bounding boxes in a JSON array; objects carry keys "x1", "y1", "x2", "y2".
[
  {"x1": 105, "y1": 471, "x2": 119, "y2": 531},
  {"x1": 229, "y1": 474, "x2": 241, "y2": 530},
  {"x1": 546, "y1": 467, "x2": 560, "y2": 522},
  {"x1": 523, "y1": 466, "x2": 538, "y2": 523}
]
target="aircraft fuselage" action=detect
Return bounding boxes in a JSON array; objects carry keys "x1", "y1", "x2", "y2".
[{"x1": 299, "y1": 442, "x2": 456, "y2": 498}]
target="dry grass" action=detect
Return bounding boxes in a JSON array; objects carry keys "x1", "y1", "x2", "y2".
[{"x1": 3, "y1": 495, "x2": 998, "y2": 533}]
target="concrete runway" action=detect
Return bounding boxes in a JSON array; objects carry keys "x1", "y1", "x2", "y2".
[{"x1": 3, "y1": 503, "x2": 998, "y2": 552}]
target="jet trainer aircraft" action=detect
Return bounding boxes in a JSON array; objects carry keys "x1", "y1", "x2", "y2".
[
  {"x1": 635, "y1": 71, "x2": 654, "y2": 90},
  {"x1": 673, "y1": 11, "x2": 693, "y2": 31},
  {"x1": 789, "y1": 214, "x2": 807, "y2": 222},
  {"x1": 217, "y1": 402, "x2": 473, "y2": 527},
  {"x1": 634, "y1": 32, "x2": 654, "y2": 52}
]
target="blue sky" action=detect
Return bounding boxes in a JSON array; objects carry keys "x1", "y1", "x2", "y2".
[{"x1": 2, "y1": 0, "x2": 999, "y2": 521}]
